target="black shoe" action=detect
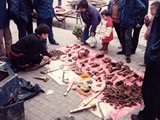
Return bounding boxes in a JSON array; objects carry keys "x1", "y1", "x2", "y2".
[
  {"x1": 50, "y1": 42, "x2": 59, "y2": 45},
  {"x1": 131, "y1": 114, "x2": 145, "y2": 120},
  {"x1": 132, "y1": 51, "x2": 135, "y2": 54},
  {"x1": 117, "y1": 51, "x2": 125, "y2": 55},
  {"x1": 126, "y1": 57, "x2": 131, "y2": 63},
  {"x1": 81, "y1": 42, "x2": 87, "y2": 45},
  {"x1": 131, "y1": 114, "x2": 139, "y2": 120}
]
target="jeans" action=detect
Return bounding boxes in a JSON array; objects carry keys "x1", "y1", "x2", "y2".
[
  {"x1": 121, "y1": 27, "x2": 133, "y2": 57},
  {"x1": 37, "y1": 18, "x2": 56, "y2": 45},
  {"x1": 83, "y1": 25, "x2": 90, "y2": 43},
  {"x1": 0, "y1": 28, "x2": 12, "y2": 56}
]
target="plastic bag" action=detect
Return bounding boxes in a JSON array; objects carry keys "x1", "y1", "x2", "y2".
[{"x1": 86, "y1": 36, "x2": 97, "y2": 47}]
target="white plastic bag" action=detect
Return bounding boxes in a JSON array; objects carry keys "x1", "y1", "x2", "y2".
[{"x1": 86, "y1": 36, "x2": 97, "y2": 47}]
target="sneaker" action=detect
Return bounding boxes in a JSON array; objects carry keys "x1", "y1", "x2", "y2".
[
  {"x1": 139, "y1": 63, "x2": 146, "y2": 67},
  {"x1": 81, "y1": 42, "x2": 87, "y2": 45},
  {"x1": 126, "y1": 57, "x2": 131, "y2": 63},
  {"x1": 50, "y1": 42, "x2": 59, "y2": 45},
  {"x1": 117, "y1": 51, "x2": 125, "y2": 55}
]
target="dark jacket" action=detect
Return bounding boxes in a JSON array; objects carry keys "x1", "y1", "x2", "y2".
[
  {"x1": 11, "y1": 34, "x2": 51, "y2": 63},
  {"x1": 0, "y1": 0, "x2": 10, "y2": 28},
  {"x1": 108, "y1": 0, "x2": 122, "y2": 20},
  {"x1": 23, "y1": 0, "x2": 33, "y2": 16},
  {"x1": 9, "y1": 0, "x2": 28, "y2": 22},
  {"x1": 33, "y1": 0, "x2": 55, "y2": 19},
  {"x1": 137, "y1": 0, "x2": 149, "y2": 26},
  {"x1": 145, "y1": 4, "x2": 160, "y2": 67},
  {"x1": 120, "y1": 0, "x2": 146, "y2": 28},
  {"x1": 80, "y1": 4, "x2": 101, "y2": 33}
]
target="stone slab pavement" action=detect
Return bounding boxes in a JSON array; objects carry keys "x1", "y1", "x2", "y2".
[{"x1": 8, "y1": 0, "x2": 157, "y2": 119}]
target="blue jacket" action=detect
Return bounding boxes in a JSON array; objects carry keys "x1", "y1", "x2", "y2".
[
  {"x1": 0, "y1": 0, "x2": 10, "y2": 28},
  {"x1": 9, "y1": 0, "x2": 28, "y2": 22},
  {"x1": 120, "y1": 0, "x2": 146, "y2": 28},
  {"x1": 145, "y1": 4, "x2": 160, "y2": 67},
  {"x1": 33, "y1": 0, "x2": 55, "y2": 19},
  {"x1": 137, "y1": 0, "x2": 149, "y2": 26},
  {"x1": 108, "y1": 0, "x2": 122, "y2": 20},
  {"x1": 80, "y1": 4, "x2": 101, "y2": 33}
]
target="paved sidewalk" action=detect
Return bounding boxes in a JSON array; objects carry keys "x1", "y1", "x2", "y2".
[{"x1": 9, "y1": 1, "x2": 153, "y2": 119}]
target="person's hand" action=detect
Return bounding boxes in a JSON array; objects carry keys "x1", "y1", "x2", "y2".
[
  {"x1": 144, "y1": 15, "x2": 149, "y2": 21},
  {"x1": 42, "y1": 56, "x2": 50, "y2": 62},
  {"x1": 90, "y1": 32, "x2": 95, "y2": 37},
  {"x1": 136, "y1": 24, "x2": 141, "y2": 28},
  {"x1": 51, "y1": 56, "x2": 59, "y2": 60}
]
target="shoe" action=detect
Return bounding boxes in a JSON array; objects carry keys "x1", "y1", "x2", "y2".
[
  {"x1": 81, "y1": 42, "x2": 87, "y2": 45},
  {"x1": 139, "y1": 63, "x2": 146, "y2": 67},
  {"x1": 117, "y1": 51, "x2": 125, "y2": 55},
  {"x1": 131, "y1": 114, "x2": 145, "y2": 120},
  {"x1": 131, "y1": 114, "x2": 139, "y2": 120},
  {"x1": 99, "y1": 48, "x2": 103, "y2": 51},
  {"x1": 132, "y1": 51, "x2": 135, "y2": 54},
  {"x1": 126, "y1": 57, "x2": 131, "y2": 63},
  {"x1": 50, "y1": 42, "x2": 59, "y2": 45}
]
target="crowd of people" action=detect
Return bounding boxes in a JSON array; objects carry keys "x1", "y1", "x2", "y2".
[{"x1": 1, "y1": 0, "x2": 160, "y2": 119}]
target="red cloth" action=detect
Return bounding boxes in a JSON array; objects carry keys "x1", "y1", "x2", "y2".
[{"x1": 102, "y1": 17, "x2": 113, "y2": 43}]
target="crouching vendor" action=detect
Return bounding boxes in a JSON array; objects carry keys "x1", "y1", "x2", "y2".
[{"x1": 8, "y1": 24, "x2": 53, "y2": 72}]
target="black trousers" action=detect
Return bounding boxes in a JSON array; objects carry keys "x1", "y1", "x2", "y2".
[
  {"x1": 113, "y1": 22, "x2": 122, "y2": 45},
  {"x1": 14, "y1": 18, "x2": 27, "y2": 39},
  {"x1": 26, "y1": 15, "x2": 33, "y2": 34},
  {"x1": 138, "y1": 65, "x2": 160, "y2": 120},
  {"x1": 131, "y1": 26, "x2": 143, "y2": 53}
]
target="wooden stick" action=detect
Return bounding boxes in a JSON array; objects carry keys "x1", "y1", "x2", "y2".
[
  {"x1": 81, "y1": 91, "x2": 102, "y2": 106},
  {"x1": 64, "y1": 81, "x2": 74, "y2": 96},
  {"x1": 70, "y1": 104, "x2": 96, "y2": 113}
]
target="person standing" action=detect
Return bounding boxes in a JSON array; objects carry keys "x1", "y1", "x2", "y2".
[
  {"x1": 9, "y1": 0, "x2": 28, "y2": 39},
  {"x1": 131, "y1": 0, "x2": 149, "y2": 54},
  {"x1": 77, "y1": 0, "x2": 101, "y2": 45},
  {"x1": 131, "y1": 2, "x2": 160, "y2": 120},
  {"x1": 0, "y1": 0, "x2": 12, "y2": 59},
  {"x1": 23, "y1": 0, "x2": 34, "y2": 34},
  {"x1": 117, "y1": 0, "x2": 145, "y2": 63},
  {"x1": 108, "y1": 0, "x2": 122, "y2": 48},
  {"x1": 99, "y1": 10, "x2": 113, "y2": 54},
  {"x1": 33, "y1": 0, "x2": 59, "y2": 47}
]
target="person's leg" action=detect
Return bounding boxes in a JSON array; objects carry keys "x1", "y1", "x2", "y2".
[
  {"x1": 0, "y1": 29, "x2": 6, "y2": 57},
  {"x1": 47, "y1": 18, "x2": 58, "y2": 44},
  {"x1": 58, "y1": 0, "x2": 62, "y2": 6},
  {"x1": 136, "y1": 66, "x2": 160, "y2": 120},
  {"x1": 83, "y1": 25, "x2": 90, "y2": 43},
  {"x1": 132, "y1": 27, "x2": 142, "y2": 54},
  {"x1": 117, "y1": 27, "x2": 125, "y2": 54},
  {"x1": 125, "y1": 27, "x2": 132, "y2": 57},
  {"x1": 113, "y1": 22, "x2": 122, "y2": 45},
  {"x1": 15, "y1": 19, "x2": 27, "y2": 39},
  {"x1": 3, "y1": 27, "x2": 12, "y2": 56},
  {"x1": 26, "y1": 15, "x2": 33, "y2": 34}
]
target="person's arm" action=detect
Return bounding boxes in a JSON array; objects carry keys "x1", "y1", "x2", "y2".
[
  {"x1": 90, "y1": 7, "x2": 101, "y2": 35},
  {"x1": 41, "y1": 46, "x2": 52, "y2": 58},
  {"x1": 137, "y1": 0, "x2": 149, "y2": 26},
  {"x1": 132, "y1": 0, "x2": 146, "y2": 19},
  {"x1": 105, "y1": 18, "x2": 113, "y2": 38}
]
